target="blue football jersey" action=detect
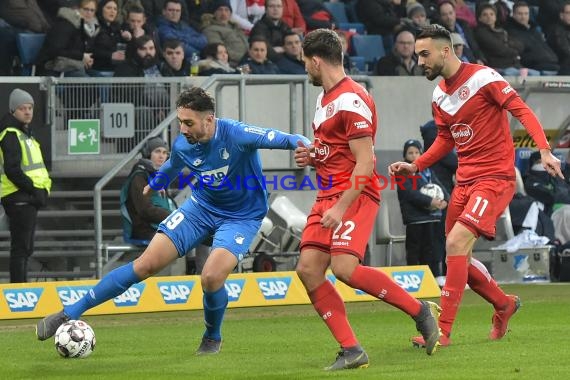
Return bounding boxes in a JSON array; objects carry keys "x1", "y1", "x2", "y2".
[{"x1": 151, "y1": 118, "x2": 309, "y2": 219}]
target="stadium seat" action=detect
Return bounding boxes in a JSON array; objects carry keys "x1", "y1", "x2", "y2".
[
  {"x1": 16, "y1": 33, "x2": 46, "y2": 76},
  {"x1": 376, "y1": 190, "x2": 405, "y2": 266},
  {"x1": 351, "y1": 34, "x2": 385, "y2": 70},
  {"x1": 514, "y1": 147, "x2": 533, "y2": 175},
  {"x1": 323, "y1": 1, "x2": 349, "y2": 23},
  {"x1": 338, "y1": 22, "x2": 366, "y2": 35},
  {"x1": 348, "y1": 56, "x2": 366, "y2": 73}
]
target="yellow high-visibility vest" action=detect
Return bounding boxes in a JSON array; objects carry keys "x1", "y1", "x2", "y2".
[{"x1": 0, "y1": 127, "x2": 51, "y2": 197}]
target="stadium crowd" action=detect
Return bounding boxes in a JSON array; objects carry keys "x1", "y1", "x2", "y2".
[{"x1": 2, "y1": 0, "x2": 570, "y2": 77}]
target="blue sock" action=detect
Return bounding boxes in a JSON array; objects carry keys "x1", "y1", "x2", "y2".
[
  {"x1": 64, "y1": 262, "x2": 140, "y2": 319},
  {"x1": 202, "y1": 286, "x2": 228, "y2": 341}
]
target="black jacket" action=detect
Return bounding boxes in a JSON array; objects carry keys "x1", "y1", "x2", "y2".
[
  {"x1": 355, "y1": 0, "x2": 404, "y2": 36},
  {"x1": 547, "y1": 21, "x2": 570, "y2": 74},
  {"x1": 92, "y1": 19, "x2": 127, "y2": 71},
  {"x1": 375, "y1": 51, "x2": 423, "y2": 76},
  {"x1": 250, "y1": 15, "x2": 292, "y2": 62},
  {"x1": 505, "y1": 18, "x2": 559, "y2": 72},
  {"x1": 474, "y1": 23, "x2": 523, "y2": 69},
  {"x1": 0, "y1": 113, "x2": 47, "y2": 207},
  {"x1": 397, "y1": 168, "x2": 448, "y2": 225}
]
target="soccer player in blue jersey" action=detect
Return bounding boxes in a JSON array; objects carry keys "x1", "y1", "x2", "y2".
[{"x1": 36, "y1": 87, "x2": 311, "y2": 354}]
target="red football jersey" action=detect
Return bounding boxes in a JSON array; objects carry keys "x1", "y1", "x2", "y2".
[
  {"x1": 311, "y1": 77, "x2": 380, "y2": 201},
  {"x1": 419, "y1": 63, "x2": 521, "y2": 184}
]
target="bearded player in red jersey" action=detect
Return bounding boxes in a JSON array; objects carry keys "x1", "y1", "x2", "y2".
[
  {"x1": 294, "y1": 29, "x2": 440, "y2": 371},
  {"x1": 389, "y1": 25, "x2": 564, "y2": 348}
]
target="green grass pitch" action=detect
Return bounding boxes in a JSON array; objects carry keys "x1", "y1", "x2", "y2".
[{"x1": 1, "y1": 284, "x2": 569, "y2": 379}]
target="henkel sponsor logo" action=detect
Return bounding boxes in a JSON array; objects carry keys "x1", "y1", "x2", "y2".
[
  {"x1": 158, "y1": 281, "x2": 195, "y2": 305},
  {"x1": 450, "y1": 123, "x2": 474, "y2": 145},
  {"x1": 225, "y1": 279, "x2": 245, "y2": 302},
  {"x1": 3, "y1": 288, "x2": 43, "y2": 312},
  {"x1": 113, "y1": 283, "x2": 145, "y2": 307},
  {"x1": 57, "y1": 286, "x2": 92, "y2": 306},
  {"x1": 256, "y1": 277, "x2": 291, "y2": 300},
  {"x1": 392, "y1": 271, "x2": 424, "y2": 293},
  {"x1": 313, "y1": 138, "x2": 330, "y2": 162}
]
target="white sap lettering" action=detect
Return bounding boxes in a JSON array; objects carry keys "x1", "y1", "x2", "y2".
[
  {"x1": 114, "y1": 288, "x2": 141, "y2": 303},
  {"x1": 393, "y1": 274, "x2": 422, "y2": 289},
  {"x1": 225, "y1": 283, "x2": 242, "y2": 298},
  {"x1": 6, "y1": 291, "x2": 38, "y2": 309},
  {"x1": 259, "y1": 280, "x2": 288, "y2": 297},
  {"x1": 59, "y1": 289, "x2": 89, "y2": 305},
  {"x1": 159, "y1": 285, "x2": 191, "y2": 301}
]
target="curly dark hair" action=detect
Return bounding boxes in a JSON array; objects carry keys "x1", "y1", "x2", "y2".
[{"x1": 176, "y1": 87, "x2": 215, "y2": 113}]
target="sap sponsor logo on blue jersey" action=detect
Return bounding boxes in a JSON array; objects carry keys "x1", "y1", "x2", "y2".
[
  {"x1": 257, "y1": 277, "x2": 291, "y2": 300},
  {"x1": 392, "y1": 270, "x2": 424, "y2": 292},
  {"x1": 3, "y1": 288, "x2": 44, "y2": 312},
  {"x1": 158, "y1": 281, "x2": 195, "y2": 304},
  {"x1": 113, "y1": 283, "x2": 146, "y2": 306},
  {"x1": 225, "y1": 279, "x2": 245, "y2": 302},
  {"x1": 57, "y1": 286, "x2": 92, "y2": 306}
]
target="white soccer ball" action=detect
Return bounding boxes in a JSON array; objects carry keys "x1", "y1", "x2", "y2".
[
  {"x1": 54, "y1": 320, "x2": 96, "y2": 358},
  {"x1": 420, "y1": 183, "x2": 445, "y2": 210}
]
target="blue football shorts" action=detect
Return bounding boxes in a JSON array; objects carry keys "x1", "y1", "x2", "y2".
[{"x1": 157, "y1": 199, "x2": 262, "y2": 261}]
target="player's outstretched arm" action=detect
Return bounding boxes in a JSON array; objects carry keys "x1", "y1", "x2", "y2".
[{"x1": 233, "y1": 122, "x2": 311, "y2": 151}]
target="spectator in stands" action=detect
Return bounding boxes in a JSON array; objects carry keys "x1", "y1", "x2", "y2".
[
  {"x1": 450, "y1": 32, "x2": 469, "y2": 62},
  {"x1": 122, "y1": 136, "x2": 176, "y2": 242},
  {"x1": 356, "y1": 0, "x2": 405, "y2": 51},
  {"x1": 276, "y1": 31, "x2": 304, "y2": 74},
  {"x1": 81, "y1": 0, "x2": 100, "y2": 57},
  {"x1": 401, "y1": 2, "x2": 430, "y2": 35},
  {"x1": 139, "y1": 0, "x2": 191, "y2": 26},
  {"x1": 160, "y1": 38, "x2": 190, "y2": 76},
  {"x1": 90, "y1": 0, "x2": 129, "y2": 75},
  {"x1": 375, "y1": 28, "x2": 423, "y2": 76},
  {"x1": 0, "y1": 0, "x2": 51, "y2": 34},
  {"x1": 438, "y1": 0, "x2": 485, "y2": 64},
  {"x1": 281, "y1": 0, "x2": 307, "y2": 34},
  {"x1": 547, "y1": 1, "x2": 570, "y2": 75},
  {"x1": 505, "y1": 1, "x2": 560, "y2": 74},
  {"x1": 156, "y1": 0, "x2": 208, "y2": 58},
  {"x1": 297, "y1": 0, "x2": 334, "y2": 32},
  {"x1": 250, "y1": 0, "x2": 292, "y2": 62},
  {"x1": 246, "y1": 0, "x2": 266, "y2": 24},
  {"x1": 397, "y1": 139, "x2": 448, "y2": 279},
  {"x1": 537, "y1": 0, "x2": 565, "y2": 37},
  {"x1": 114, "y1": 34, "x2": 162, "y2": 75},
  {"x1": 0, "y1": 89, "x2": 51, "y2": 283},
  {"x1": 452, "y1": 0, "x2": 477, "y2": 28},
  {"x1": 336, "y1": 30, "x2": 355, "y2": 74},
  {"x1": 238, "y1": 36, "x2": 279, "y2": 73},
  {"x1": 564, "y1": 150, "x2": 570, "y2": 184},
  {"x1": 474, "y1": 3, "x2": 529, "y2": 76},
  {"x1": 37, "y1": 2, "x2": 92, "y2": 77},
  {"x1": 201, "y1": 0, "x2": 249, "y2": 67},
  {"x1": 198, "y1": 42, "x2": 240, "y2": 74},
  {"x1": 122, "y1": 4, "x2": 160, "y2": 48}
]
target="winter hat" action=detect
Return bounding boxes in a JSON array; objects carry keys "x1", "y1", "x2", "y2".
[
  {"x1": 528, "y1": 151, "x2": 542, "y2": 167},
  {"x1": 9, "y1": 89, "x2": 34, "y2": 113},
  {"x1": 210, "y1": 0, "x2": 233, "y2": 13},
  {"x1": 450, "y1": 32, "x2": 465, "y2": 46},
  {"x1": 143, "y1": 136, "x2": 168, "y2": 158},
  {"x1": 406, "y1": 2, "x2": 426, "y2": 18},
  {"x1": 403, "y1": 139, "x2": 423, "y2": 157}
]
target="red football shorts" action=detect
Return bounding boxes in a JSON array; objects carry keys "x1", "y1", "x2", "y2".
[
  {"x1": 300, "y1": 194, "x2": 379, "y2": 260},
  {"x1": 446, "y1": 178, "x2": 516, "y2": 239}
]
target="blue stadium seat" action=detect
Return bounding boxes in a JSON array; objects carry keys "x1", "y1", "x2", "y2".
[
  {"x1": 338, "y1": 22, "x2": 366, "y2": 34},
  {"x1": 351, "y1": 34, "x2": 385, "y2": 69},
  {"x1": 348, "y1": 56, "x2": 366, "y2": 73},
  {"x1": 323, "y1": 2, "x2": 349, "y2": 24},
  {"x1": 16, "y1": 33, "x2": 46, "y2": 76}
]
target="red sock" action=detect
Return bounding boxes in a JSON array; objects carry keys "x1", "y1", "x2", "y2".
[
  {"x1": 439, "y1": 255, "x2": 469, "y2": 337},
  {"x1": 308, "y1": 280, "x2": 358, "y2": 348},
  {"x1": 347, "y1": 265, "x2": 421, "y2": 317},
  {"x1": 468, "y1": 258, "x2": 509, "y2": 309}
]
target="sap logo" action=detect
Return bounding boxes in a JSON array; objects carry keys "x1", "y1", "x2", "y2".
[
  {"x1": 158, "y1": 281, "x2": 194, "y2": 304},
  {"x1": 225, "y1": 279, "x2": 245, "y2": 302},
  {"x1": 113, "y1": 283, "x2": 146, "y2": 306},
  {"x1": 257, "y1": 277, "x2": 291, "y2": 300},
  {"x1": 392, "y1": 271, "x2": 424, "y2": 293},
  {"x1": 3, "y1": 288, "x2": 43, "y2": 312},
  {"x1": 326, "y1": 274, "x2": 336, "y2": 285},
  {"x1": 57, "y1": 286, "x2": 92, "y2": 306}
]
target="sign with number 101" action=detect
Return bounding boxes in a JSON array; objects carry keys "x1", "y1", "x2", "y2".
[{"x1": 102, "y1": 103, "x2": 134, "y2": 138}]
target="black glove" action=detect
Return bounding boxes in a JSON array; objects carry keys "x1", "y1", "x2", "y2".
[{"x1": 32, "y1": 188, "x2": 48, "y2": 208}]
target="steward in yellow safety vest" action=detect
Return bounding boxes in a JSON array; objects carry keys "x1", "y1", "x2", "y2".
[{"x1": 0, "y1": 88, "x2": 51, "y2": 283}]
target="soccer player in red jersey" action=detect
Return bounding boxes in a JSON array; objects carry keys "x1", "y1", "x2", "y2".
[
  {"x1": 389, "y1": 25, "x2": 564, "y2": 348},
  {"x1": 294, "y1": 28, "x2": 440, "y2": 371}
]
